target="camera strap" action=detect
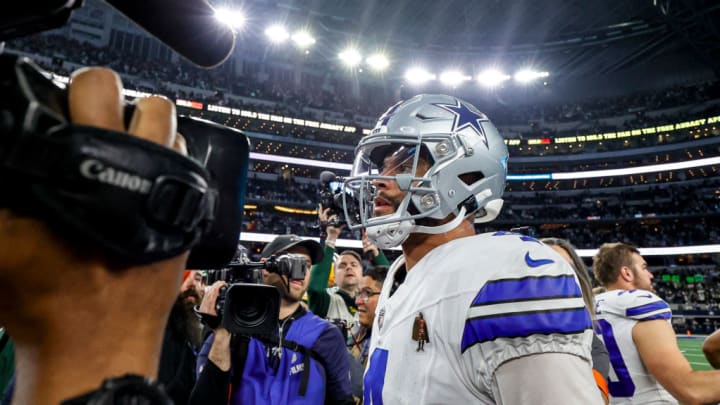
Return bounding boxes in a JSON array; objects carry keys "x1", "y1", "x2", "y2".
[{"x1": 255, "y1": 335, "x2": 325, "y2": 397}]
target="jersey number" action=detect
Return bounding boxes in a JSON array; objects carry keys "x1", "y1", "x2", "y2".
[
  {"x1": 363, "y1": 348, "x2": 388, "y2": 405},
  {"x1": 597, "y1": 319, "x2": 636, "y2": 397}
]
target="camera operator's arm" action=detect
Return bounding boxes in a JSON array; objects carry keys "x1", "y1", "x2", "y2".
[
  {"x1": 189, "y1": 282, "x2": 232, "y2": 405},
  {"x1": 307, "y1": 205, "x2": 342, "y2": 318},
  {"x1": 362, "y1": 230, "x2": 389, "y2": 266},
  {"x1": 312, "y1": 323, "x2": 355, "y2": 405}
]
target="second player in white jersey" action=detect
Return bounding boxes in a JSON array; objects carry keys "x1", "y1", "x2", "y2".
[
  {"x1": 595, "y1": 289, "x2": 677, "y2": 404},
  {"x1": 364, "y1": 232, "x2": 601, "y2": 404}
]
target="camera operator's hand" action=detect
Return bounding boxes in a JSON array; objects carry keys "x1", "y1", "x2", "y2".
[
  {"x1": 319, "y1": 204, "x2": 344, "y2": 246},
  {"x1": 198, "y1": 280, "x2": 227, "y2": 317},
  {"x1": 70, "y1": 67, "x2": 180, "y2": 150},
  {"x1": 362, "y1": 229, "x2": 380, "y2": 259},
  {"x1": 196, "y1": 281, "x2": 232, "y2": 372}
]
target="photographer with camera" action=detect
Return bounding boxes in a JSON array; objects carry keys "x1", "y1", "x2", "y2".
[
  {"x1": 158, "y1": 270, "x2": 206, "y2": 405},
  {"x1": 190, "y1": 234, "x2": 354, "y2": 405},
  {"x1": 308, "y1": 205, "x2": 389, "y2": 327}
]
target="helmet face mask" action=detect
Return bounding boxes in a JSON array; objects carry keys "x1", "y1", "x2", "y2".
[{"x1": 342, "y1": 94, "x2": 509, "y2": 248}]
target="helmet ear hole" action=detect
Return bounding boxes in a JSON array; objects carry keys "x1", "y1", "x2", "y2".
[{"x1": 458, "y1": 171, "x2": 484, "y2": 186}]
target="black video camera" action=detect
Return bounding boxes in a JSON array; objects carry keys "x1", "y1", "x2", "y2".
[
  {"x1": 318, "y1": 170, "x2": 361, "y2": 228},
  {"x1": 207, "y1": 254, "x2": 308, "y2": 335},
  {"x1": 0, "y1": 54, "x2": 249, "y2": 269}
]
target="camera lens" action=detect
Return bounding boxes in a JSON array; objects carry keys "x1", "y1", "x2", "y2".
[
  {"x1": 226, "y1": 289, "x2": 271, "y2": 329},
  {"x1": 222, "y1": 284, "x2": 280, "y2": 335}
]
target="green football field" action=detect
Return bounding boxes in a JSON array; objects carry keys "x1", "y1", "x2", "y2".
[{"x1": 677, "y1": 336, "x2": 713, "y2": 371}]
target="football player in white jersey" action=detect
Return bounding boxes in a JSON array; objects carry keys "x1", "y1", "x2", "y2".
[
  {"x1": 593, "y1": 242, "x2": 720, "y2": 404},
  {"x1": 340, "y1": 94, "x2": 603, "y2": 404}
]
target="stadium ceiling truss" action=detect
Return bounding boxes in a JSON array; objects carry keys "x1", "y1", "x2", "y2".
[
  {"x1": 272, "y1": 0, "x2": 720, "y2": 78},
  {"x1": 650, "y1": 0, "x2": 720, "y2": 78}
]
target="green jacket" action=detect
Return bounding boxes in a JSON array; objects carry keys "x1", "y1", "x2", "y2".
[{"x1": 307, "y1": 244, "x2": 389, "y2": 319}]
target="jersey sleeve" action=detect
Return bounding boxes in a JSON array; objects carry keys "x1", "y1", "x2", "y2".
[
  {"x1": 602, "y1": 290, "x2": 671, "y2": 321},
  {"x1": 461, "y1": 272, "x2": 591, "y2": 349},
  {"x1": 460, "y1": 236, "x2": 595, "y2": 389}
]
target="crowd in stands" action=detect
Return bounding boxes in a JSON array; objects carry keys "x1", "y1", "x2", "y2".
[
  {"x1": 650, "y1": 266, "x2": 720, "y2": 334},
  {"x1": 485, "y1": 81, "x2": 720, "y2": 125},
  {"x1": 10, "y1": 32, "x2": 720, "y2": 333},
  {"x1": 241, "y1": 174, "x2": 720, "y2": 250},
  {"x1": 7, "y1": 33, "x2": 720, "y2": 151},
  {"x1": 500, "y1": 180, "x2": 720, "y2": 222}
]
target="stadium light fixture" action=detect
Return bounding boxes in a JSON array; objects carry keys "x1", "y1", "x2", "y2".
[
  {"x1": 404, "y1": 68, "x2": 436, "y2": 84},
  {"x1": 514, "y1": 69, "x2": 550, "y2": 83},
  {"x1": 338, "y1": 48, "x2": 363, "y2": 67},
  {"x1": 477, "y1": 69, "x2": 511, "y2": 87},
  {"x1": 366, "y1": 53, "x2": 390, "y2": 71},
  {"x1": 291, "y1": 30, "x2": 316, "y2": 48},
  {"x1": 439, "y1": 70, "x2": 470, "y2": 87},
  {"x1": 214, "y1": 7, "x2": 245, "y2": 29},
  {"x1": 265, "y1": 24, "x2": 290, "y2": 43}
]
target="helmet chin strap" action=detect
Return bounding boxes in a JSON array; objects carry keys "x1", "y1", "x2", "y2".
[
  {"x1": 366, "y1": 206, "x2": 470, "y2": 249},
  {"x1": 413, "y1": 206, "x2": 468, "y2": 235}
]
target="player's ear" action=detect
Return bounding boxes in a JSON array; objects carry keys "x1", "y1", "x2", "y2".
[{"x1": 619, "y1": 266, "x2": 633, "y2": 283}]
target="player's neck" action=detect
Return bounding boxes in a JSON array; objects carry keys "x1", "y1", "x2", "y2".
[
  {"x1": 605, "y1": 280, "x2": 634, "y2": 292},
  {"x1": 402, "y1": 219, "x2": 475, "y2": 271}
]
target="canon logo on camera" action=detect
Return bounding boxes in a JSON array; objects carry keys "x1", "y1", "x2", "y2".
[{"x1": 79, "y1": 159, "x2": 152, "y2": 193}]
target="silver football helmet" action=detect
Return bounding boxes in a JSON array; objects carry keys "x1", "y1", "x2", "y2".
[{"x1": 342, "y1": 94, "x2": 509, "y2": 248}]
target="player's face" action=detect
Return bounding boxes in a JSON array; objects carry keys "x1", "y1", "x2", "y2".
[
  {"x1": 355, "y1": 275, "x2": 382, "y2": 328},
  {"x1": 628, "y1": 252, "x2": 654, "y2": 292},
  {"x1": 371, "y1": 151, "x2": 431, "y2": 218},
  {"x1": 335, "y1": 254, "x2": 362, "y2": 291}
]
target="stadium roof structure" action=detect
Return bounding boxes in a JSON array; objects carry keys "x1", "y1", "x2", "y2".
[{"x1": 260, "y1": 0, "x2": 720, "y2": 79}]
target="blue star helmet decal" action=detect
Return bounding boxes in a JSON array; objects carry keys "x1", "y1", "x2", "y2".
[{"x1": 433, "y1": 100, "x2": 489, "y2": 148}]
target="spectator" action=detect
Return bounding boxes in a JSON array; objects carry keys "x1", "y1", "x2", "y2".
[
  {"x1": 594, "y1": 242, "x2": 720, "y2": 404},
  {"x1": 541, "y1": 237, "x2": 610, "y2": 405},
  {"x1": 308, "y1": 206, "x2": 389, "y2": 327},
  {"x1": 158, "y1": 270, "x2": 206, "y2": 405},
  {"x1": 190, "y1": 234, "x2": 354, "y2": 405}
]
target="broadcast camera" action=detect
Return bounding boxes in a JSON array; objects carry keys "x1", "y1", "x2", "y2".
[
  {"x1": 318, "y1": 170, "x2": 360, "y2": 227},
  {"x1": 206, "y1": 254, "x2": 308, "y2": 335},
  {"x1": 1, "y1": 1, "x2": 242, "y2": 403}
]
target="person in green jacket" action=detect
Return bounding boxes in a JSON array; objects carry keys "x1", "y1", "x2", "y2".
[{"x1": 308, "y1": 205, "x2": 389, "y2": 329}]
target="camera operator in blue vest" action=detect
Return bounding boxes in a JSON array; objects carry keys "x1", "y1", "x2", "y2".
[{"x1": 190, "y1": 235, "x2": 354, "y2": 405}]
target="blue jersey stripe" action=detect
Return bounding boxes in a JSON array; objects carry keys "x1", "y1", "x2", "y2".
[
  {"x1": 625, "y1": 301, "x2": 669, "y2": 317},
  {"x1": 461, "y1": 307, "x2": 592, "y2": 352},
  {"x1": 638, "y1": 312, "x2": 672, "y2": 321},
  {"x1": 471, "y1": 275, "x2": 582, "y2": 306}
]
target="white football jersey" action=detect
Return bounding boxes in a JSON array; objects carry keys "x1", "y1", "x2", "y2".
[
  {"x1": 595, "y1": 289, "x2": 677, "y2": 404},
  {"x1": 363, "y1": 232, "x2": 598, "y2": 404}
]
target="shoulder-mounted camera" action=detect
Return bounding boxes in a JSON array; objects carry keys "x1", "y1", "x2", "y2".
[
  {"x1": 205, "y1": 254, "x2": 309, "y2": 335},
  {"x1": 0, "y1": 54, "x2": 250, "y2": 268}
]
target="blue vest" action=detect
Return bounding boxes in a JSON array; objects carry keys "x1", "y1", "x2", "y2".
[{"x1": 231, "y1": 312, "x2": 329, "y2": 405}]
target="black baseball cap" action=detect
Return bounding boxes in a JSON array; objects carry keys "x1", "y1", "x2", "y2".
[{"x1": 261, "y1": 234, "x2": 324, "y2": 264}]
